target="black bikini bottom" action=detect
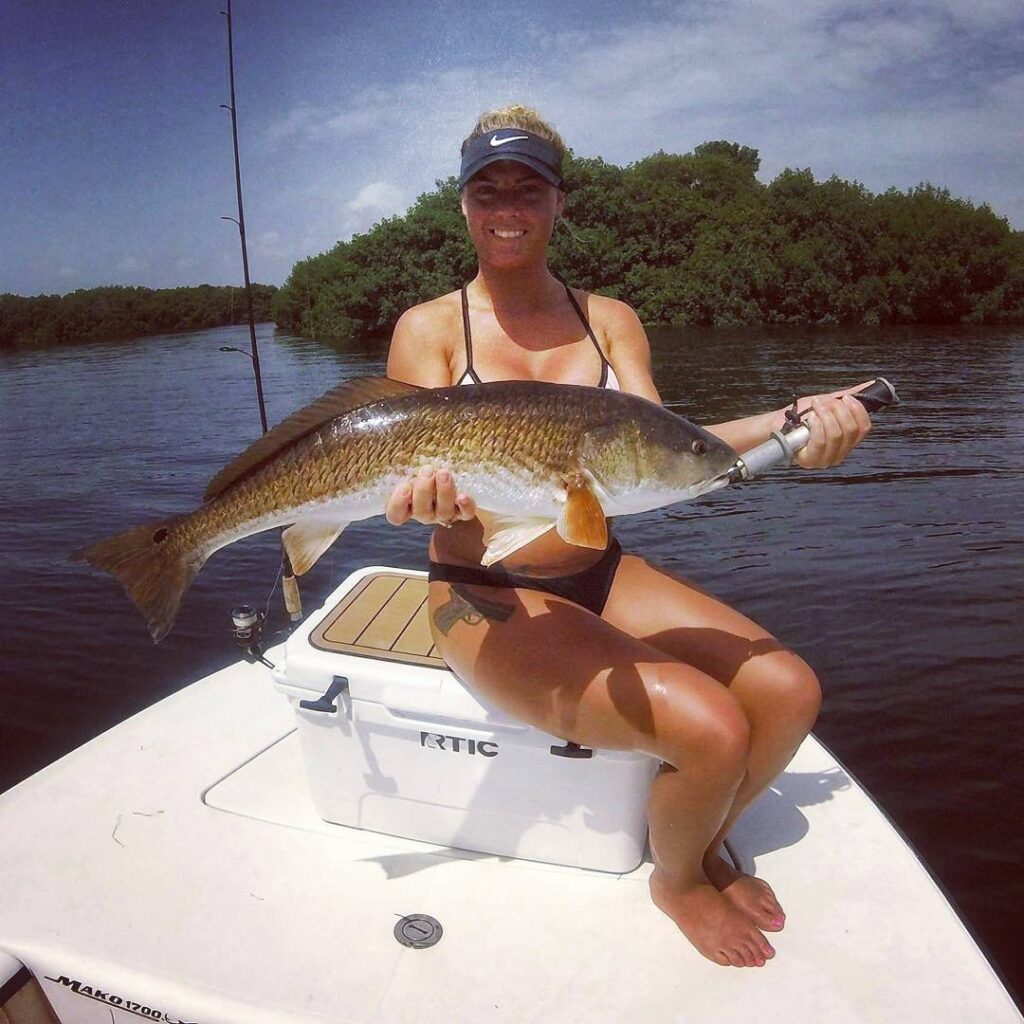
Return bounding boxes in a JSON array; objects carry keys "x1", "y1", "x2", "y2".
[{"x1": 428, "y1": 538, "x2": 623, "y2": 617}]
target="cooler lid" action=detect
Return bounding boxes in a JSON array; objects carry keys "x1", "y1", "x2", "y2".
[
  {"x1": 284, "y1": 569, "x2": 517, "y2": 727},
  {"x1": 309, "y1": 571, "x2": 444, "y2": 669}
]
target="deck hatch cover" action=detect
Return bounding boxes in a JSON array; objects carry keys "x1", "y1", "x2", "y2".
[{"x1": 394, "y1": 913, "x2": 443, "y2": 949}]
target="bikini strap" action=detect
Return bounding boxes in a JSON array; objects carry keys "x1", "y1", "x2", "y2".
[
  {"x1": 563, "y1": 284, "x2": 610, "y2": 388},
  {"x1": 460, "y1": 285, "x2": 483, "y2": 384}
]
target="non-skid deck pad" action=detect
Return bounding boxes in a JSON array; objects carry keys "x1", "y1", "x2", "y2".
[{"x1": 310, "y1": 572, "x2": 445, "y2": 668}]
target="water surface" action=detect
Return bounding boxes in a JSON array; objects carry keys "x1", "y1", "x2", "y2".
[{"x1": 1, "y1": 322, "x2": 1021, "y2": 1001}]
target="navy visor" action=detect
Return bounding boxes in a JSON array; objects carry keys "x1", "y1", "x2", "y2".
[{"x1": 459, "y1": 130, "x2": 563, "y2": 188}]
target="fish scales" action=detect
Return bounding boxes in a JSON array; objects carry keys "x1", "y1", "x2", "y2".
[
  {"x1": 180, "y1": 391, "x2": 564, "y2": 545},
  {"x1": 74, "y1": 379, "x2": 737, "y2": 641}
]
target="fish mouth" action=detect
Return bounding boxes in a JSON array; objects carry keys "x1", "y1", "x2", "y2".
[{"x1": 693, "y1": 468, "x2": 735, "y2": 497}]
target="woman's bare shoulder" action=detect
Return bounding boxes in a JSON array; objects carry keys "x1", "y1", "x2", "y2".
[
  {"x1": 568, "y1": 290, "x2": 648, "y2": 355},
  {"x1": 394, "y1": 290, "x2": 462, "y2": 336},
  {"x1": 583, "y1": 291, "x2": 644, "y2": 333},
  {"x1": 388, "y1": 290, "x2": 463, "y2": 386},
  {"x1": 570, "y1": 289, "x2": 659, "y2": 401}
]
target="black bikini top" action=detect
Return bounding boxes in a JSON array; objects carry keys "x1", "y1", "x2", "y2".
[{"x1": 456, "y1": 283, "x2": 620, "y2": 389}]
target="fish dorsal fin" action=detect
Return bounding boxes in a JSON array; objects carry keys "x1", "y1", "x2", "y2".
[
  {"x1": 282, "y1": 517, "x2": 350, "y2": 575},
  {"x1": 479, "y1": 512, "x2": 556, "y2": 567},
  {"x1": 203, "y1": 377, "x2": 420, "y2": 501},
  {"x1": 556, "y1": 473, "x2": 608, "y2": 550}
]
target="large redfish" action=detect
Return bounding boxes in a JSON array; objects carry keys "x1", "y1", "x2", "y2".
[{"x1": 74, "y1": 377, "x2": 737, "y2": 641}]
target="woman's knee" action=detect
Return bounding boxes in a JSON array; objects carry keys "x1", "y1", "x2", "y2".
[
  {"x1": 749, "y1": 653, "x2": 823, "y2": 729},
  {"x1": 652, "y1": 665, "x2": 752, "y2": 771}
]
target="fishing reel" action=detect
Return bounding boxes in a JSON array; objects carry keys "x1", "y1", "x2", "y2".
[{"x1": 229, "y1": 604, "x2": 275, "y2": 668}]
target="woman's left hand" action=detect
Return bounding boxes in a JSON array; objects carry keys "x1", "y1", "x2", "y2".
[{"x1": 790, "y1": 383, "x2": 874, "y2": 469}]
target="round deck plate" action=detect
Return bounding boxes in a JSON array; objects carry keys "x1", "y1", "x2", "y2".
[{"x1": 394, "y1": 913, "x2": 443, "y2": 949}]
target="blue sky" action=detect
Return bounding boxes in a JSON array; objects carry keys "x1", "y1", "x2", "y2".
[{"x1": 2, "y1": 0, "x2": 1022, "y2": 297}]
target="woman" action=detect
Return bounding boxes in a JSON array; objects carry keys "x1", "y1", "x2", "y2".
[{"x1": 385, "y1": 105, "x2": 871, "y2": 969}]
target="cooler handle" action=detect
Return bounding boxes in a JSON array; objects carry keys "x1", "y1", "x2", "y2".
[
  {"x1": 549, "y1": 740, "x2": 595, "y2": 759},
  {"x1": 298, "y1": 676, "x2": 349, "y2": 714}
]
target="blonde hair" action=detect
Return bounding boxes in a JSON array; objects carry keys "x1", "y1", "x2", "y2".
[{"x1": 461, "y1": 105, "x2": 568, "y2": 161}]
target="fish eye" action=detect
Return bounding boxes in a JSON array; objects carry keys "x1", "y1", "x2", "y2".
[{"x1": 691, "y1": 440, "x2": 709, "y2": 456}]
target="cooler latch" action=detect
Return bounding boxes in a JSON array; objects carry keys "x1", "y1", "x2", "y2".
[
  {"x1": 549, "y1": 740, "x2": 594, "y2": 759},
  {"x1": 299, "y1": 676, "x2": 349, "y2": 714}
]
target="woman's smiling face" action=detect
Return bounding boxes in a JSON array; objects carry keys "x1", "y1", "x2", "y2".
[{"x1": 461, "y1": 161, "x2": 565, "y2": 269}]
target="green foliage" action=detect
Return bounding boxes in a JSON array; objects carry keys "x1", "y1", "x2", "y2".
[
  {"x1": 249, "y1": 144, "x2": 1024, "y2": 338},
  {"x1": 0, "y1": 284, "x2": 278, "y2": 350}
]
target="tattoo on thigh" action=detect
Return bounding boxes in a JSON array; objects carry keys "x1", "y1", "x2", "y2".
[{"x1": 433, "y1": 583, "x2": 515, "y2": 635}]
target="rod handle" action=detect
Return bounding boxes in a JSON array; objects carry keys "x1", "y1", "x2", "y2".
[
  {"x1": 729, "y1": 376, "x2": 899, "y2": 481},
  {"x1": 846, "y1": 376, "x2": 899, "y2": 415}
]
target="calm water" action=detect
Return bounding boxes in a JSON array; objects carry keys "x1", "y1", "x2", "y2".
[{"x1": 2, "y1": 323, "x2": 1022, "y2": 999}]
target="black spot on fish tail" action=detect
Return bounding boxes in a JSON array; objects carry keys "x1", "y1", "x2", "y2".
[{"x1": 72, "y1": 520, "x2": 207, "y2": 643}]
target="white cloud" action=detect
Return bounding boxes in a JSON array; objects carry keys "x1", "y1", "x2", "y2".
[
  {"x1": 255, "y1": 0, "x2": 1024, "y2": 286},
  {"x1": 476, "y1": 5, "x2": 1021, "y2": 213},
  {"x1": 265, "y1": 103, "x2": 328, "y2": 145},
  {"x1": 10, "y1": 0, "x2": 1023, "y2": 297},
  {"x1": 334, "y1": 180, "x2": 406, "y2": 239},
  {"x1": 344, "y1": 181, "x2": 405, "y2": 214},
  {"x1": 252, "y1": 229, "x2": 288, "y2": 260},
  {"x1": 288, "y1": 1, "x2": 1019, "y2": 156},
  {"x1": 266, "y1": 101, "x2": 383, "y2": 145}
]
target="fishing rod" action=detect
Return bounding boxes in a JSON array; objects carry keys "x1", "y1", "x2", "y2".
[
  {"x1": 725, "y1": 377, "x2": 899, "y2": 483},
  {"x1": 219, "y1": 0, "x2": 265, "y2": 434},
  {"x1": 219, "y1": 0, "x2": 302, "y2": 630}
]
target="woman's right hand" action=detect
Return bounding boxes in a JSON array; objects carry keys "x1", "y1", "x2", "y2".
[{"x1": 385, "y1": 466, "x2": 477, "y2": 527}]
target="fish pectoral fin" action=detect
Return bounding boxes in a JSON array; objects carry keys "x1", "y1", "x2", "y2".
[
  {"x1": 281, "y1": 517, "x2": 350, "y2": 575},
  {"x1": 480, "y1": 514, "x2": 556, "y2": 567},
  {"x1": 556, "y1": 474, "x2": 608, "y2": 550}
]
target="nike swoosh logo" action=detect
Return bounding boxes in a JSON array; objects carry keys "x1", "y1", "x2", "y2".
[{"x1": 490, "y1": 134, "x2": 530, "y2": 147}]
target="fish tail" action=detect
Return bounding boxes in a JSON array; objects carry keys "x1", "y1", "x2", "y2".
[{"x1": 72, "y1": 518, "x2": 207, "y2": 643}]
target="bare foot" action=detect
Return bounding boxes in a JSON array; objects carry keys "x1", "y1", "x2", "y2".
[
  {"x1": 649, "y1": 869, "x2": 776, "y2": 967},
  {"x1": 703, "y1": 852, "x2": 786, "y2": 932}
]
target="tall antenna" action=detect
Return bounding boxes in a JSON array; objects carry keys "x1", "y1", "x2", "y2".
[
  {"x1": 220, "y1": 0, "x2": 268, "y2": 433},
  {"x1": 220, "y1": 0, "x2": 302, "y2": 622}
]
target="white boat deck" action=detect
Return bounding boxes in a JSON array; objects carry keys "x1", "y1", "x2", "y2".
[{"x1": 1, "y1": 655, "x2": 1020, "y2": 1023}]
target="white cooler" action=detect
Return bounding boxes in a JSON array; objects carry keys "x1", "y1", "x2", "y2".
[{"x1": 272, "y1": 566, "x2": 659, "y2": 872}]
